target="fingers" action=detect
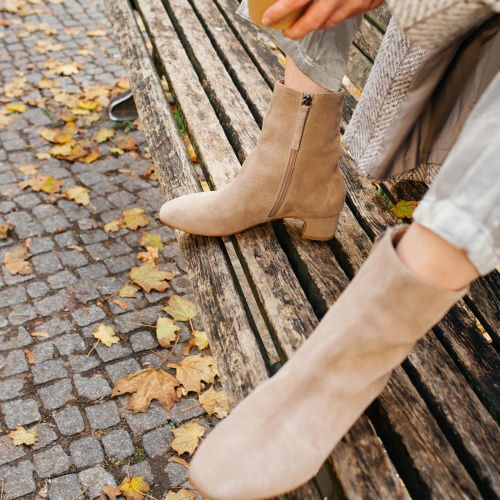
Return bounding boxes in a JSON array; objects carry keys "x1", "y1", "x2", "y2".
[
  {"x1": 261, "y1": 0, "x2": 311, "y2": 26},
  {"x1": 283, "y1": 0, "x2": 340, "y2": 39}
]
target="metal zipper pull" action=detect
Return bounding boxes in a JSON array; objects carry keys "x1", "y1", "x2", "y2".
[{"x1": 291, "y1": 93, "x2": 313, "y2": 151}]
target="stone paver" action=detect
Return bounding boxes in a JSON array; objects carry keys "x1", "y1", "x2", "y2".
[{"x1": 0, "y1": 0, "x2": 216, "y2": 497}]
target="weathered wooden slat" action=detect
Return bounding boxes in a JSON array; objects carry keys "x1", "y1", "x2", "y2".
[
  {"x1": 365, "y1": 3, "x2": 392, "y2": 33},
  {"x1": 354, "y1": 18, "x2": 384, "y2": 62},
  {"x1": 347, "y1": 43, "x2": 375, "y2": 91},
  {"x1": 369, "y1": 367, "x2": 481, "y2": 499},
  {"x1": 405, "y1": 332, "x2": 500, "y2": 498},
  {"x1": 105, "y1": 0, "x2": 269, "y2": 410}
]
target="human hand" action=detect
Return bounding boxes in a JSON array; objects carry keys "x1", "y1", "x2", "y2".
[{"x1": 262, "y1": 0, "x2": 385, "y2": 39}]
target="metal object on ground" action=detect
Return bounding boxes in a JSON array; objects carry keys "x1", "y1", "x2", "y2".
[{"x1": 108, "y1": 89, "x2": 139, "y2": 121}]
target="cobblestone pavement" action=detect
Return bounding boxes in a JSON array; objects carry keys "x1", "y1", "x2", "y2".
[{"x1": 0, "y1": 1, "x2": 215, "y2": 498}]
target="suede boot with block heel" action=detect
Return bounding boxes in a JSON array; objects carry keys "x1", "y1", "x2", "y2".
[
  {"x1": 187, "y1": 225, "x2": 468, "y2": 500},
  {"x1": 159, "y1": 81, "x2": 346, "y2": 241}
]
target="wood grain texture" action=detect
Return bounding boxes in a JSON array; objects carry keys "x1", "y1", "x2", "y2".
[
  {"x1": 354, "y1": 18, "x2": 385, "y2": 62},
  {"x1": 365, "y1": 3, "x2": 392, "y2": 32},
  {"x1": 105, "y1": 0, "x2": 269, "y2": 410}
]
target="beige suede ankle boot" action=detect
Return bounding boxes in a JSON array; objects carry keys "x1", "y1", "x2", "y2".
[
  {"x1": 159, "y1": 81, "x2": 346, "y2": 240},
  {"x1": 188, "y1": 226, "x2": 468, "y2": 500}
]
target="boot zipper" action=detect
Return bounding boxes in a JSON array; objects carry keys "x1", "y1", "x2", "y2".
[{"x1": 268, "y1": 93, "x2": 313, "y2": 219}]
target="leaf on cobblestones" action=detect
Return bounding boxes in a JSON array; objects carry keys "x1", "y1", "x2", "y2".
[
  {"x1": 19, "y1": 164, "x2": 38, "y2": 175},
  {"x1": 199, "y1": 386, "x2": 230, "y2": 419},
  {"x1": 82, "y1": 148, "x2": 102, "y2": 164},
  {"x1": 77, "y1": 99, "x2": 98, "y2": 111},
  {"x1": 18, "y1": 175, "x2": 63, "y2": 194},
  {"x1": 86, "y1": 28, "x2": 107, "y2": 37},
  {"x1": 31, "y1": 331, "x2": 49, "y2": 338},
  {"x1": 118, "y1": 282, "x2": 140, "y2": 298},
  {"x1": 49, "y1": 143, "x2": 73, "y2": 157},
  {"x1": 138, "y1": 232, "x2": 163, "y2": 251},
  {"x1": 116, "y1": 77, "x2": 130, "y2": 90},
  {"x1": 115, "y1": 136, "x2": 139, "y2": 151},
  {"x1": 92, "y1": 324, "x2": 120, "y2": 347},
  {"x1": 141, "y1": 165, "x2": 158, "y2": 181},
  {"x1": 35, "y1": 152, "x2": 51, "y2": 160},
  {"x1": 391, "y1": 200, "x2": 419, "y2": 219},
  {"x1": 63, "y1": 186, "x2": 93, "y2": 208},
  {"x1": 36, "y1": 77, "x2": 61, "y2": 89},
  {"x1": 4, "y1": 246, "x2": 33, "y2": 275},
  {"x1": 6, "y1": 103, "x2": 26, "y2": 113},
  {"x1": 34, "y1": 39, "x2": 64, "y2": 53},
  {"x1": 168, "y1": 355, "x2": 218, "y2": 394},
  {"x1": 118, "y1": 475, "x2": 150, "y2": 500},
  {"x1": 165, "y1": 488, "x2": 196, "y2": 500},
  {"x1": 157, "y1": 317, "x2": 180, "y2": 348},
  {"x1": 137, "y1": 246, "x2": 158, "y2": 263},
  {"x1": 163, "y1": 295, "x2": 198, "y2": 322},
  {"x1": 67, "y1": 245, "x2": 84, "y2": 251},
  {"x1": 112, "y1": 368, "x2": 180, "y2": 413},
  {"x1": 182, "y1": 330, "x2": 209, "y2": 356},
  {"x1": 0, "y1": 114, "x2": 15, "y2": 129},
  {"x1": 0, "y1": 223, "x2": 12, "y2": 240},
  {"x1": 0, "y1": 74, "x2": 27, "y2": 99},
  {"x1": 83, "y1": 112, "x2": 102, "y2": 126},
  {"x1": 171, "y1": 422, "x2": 205, "y2": 456},
  {"x1": 23, "y1": 348, "x2": 36, "y2": 364},
  {"x1": 100, "y1": 485, "x2": 121, "y2": 500},
  {"x1": 40, "y1": 124, "x2": 77, "y2": 144},
  {"x1": 104, "y1": 219, "x2": 123, "y2": 234},
  {"x1": 55, "y1": 62, "x2": 82, "y2": 76},
  {"x1": 9, "y1": 426, "x2": 39, "y2": 446},
  {"x1": 112, "y1": 298, "x2": 128, "y2": 311},
  {"x1": 109, "y1": 147, "x2": 124, "y2": 156},
  {"x1": 130, "y1": 261, "x2": 172, "y2": 293},
  {"x1": 122, "y1": 207, "x2": 149, "y2": 231},
  {"x1": 94, "y1": 128, "x2": 115, "y2": 143},
  {"x1": 77, "y1": 48, "x2": 94, "y2": 57}
]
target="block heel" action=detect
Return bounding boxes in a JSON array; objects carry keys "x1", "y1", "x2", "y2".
[{"x1": 301, "y1": 214, "x2": 340, "y2": 241}]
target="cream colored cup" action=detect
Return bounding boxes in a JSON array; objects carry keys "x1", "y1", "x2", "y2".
[{"x1": 248, "y1": 0, "x2": 306, "y2": 30}]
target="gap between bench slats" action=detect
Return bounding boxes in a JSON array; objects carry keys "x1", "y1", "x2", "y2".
[{"x1": 138, "y1": 0, "x2": 495, "y2": 497}]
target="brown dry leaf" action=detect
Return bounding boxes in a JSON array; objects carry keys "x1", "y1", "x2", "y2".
[
  {"x1": 67, "y1": 244, "x2": 84, "y2": 252},
  {"x1": 165, "y1": 489, "x2": 196, "y2": 500},
  {"x1": 122, "y1": 207, "x2": 149, "y2": 231},
  {"x1": 0, "y1": 74, "x2": 27, "y2": 99},
  {"x1": 141, "y1": 165, "x2": 158, "y2": 181},
  {"x1": 130, "y1": 261, "x2": 171, "y2": 293},
  {"x1": 163, "y1": 295, "x2": 198, "y2": 322},
  {"x1": 118, "y1": 282, "x2": 140, "y2": 298},
  {"x1": 112, "y1": 298, "x2": 128, "y2": 311},
  {"x1": 36, "y1": 77, "x2": 61, "y2": 89},
  {"x1": 6, "y1": 103, "x2": 27, "y2": 113},
  {"x1": 63, "y1": 186, "x2": 93, "y2": 208},
  {"x1": 40, "y1": 124, "x2": 77, "y2": 144},
  {"x1": 9, "y1": 426, "x2": 39, "y2": 446},
  {"x1": 137, "y1": 246, "x2": 158, "y2": 263},
  {"x1": 31, "y1": 331, "x2": 49, "y2": 338},
  {"x1": 156, "y1": 317, "x2": 180, "y2": 348},
  {"x1": 49, "y1": 143, "x2": 73, "y2": 157},
  {"x1": 171, "y1": 422, "x2": 205, "y2": 456},
  {"x1": 138, "y1": 232, "x2": 163, "y2": 251},
  {"x1": 23, "y1": 348, "x2": 36, "y2": 364},
  {"x1": 94, "y1": 128, "x2": 115, "y2": 143},
  {"x1": 169, "y1": 456, "x2": 190, "y2": 468},
  {"x1": 18, "y1": 175, "x2": 63, "y2": 194},
  {"x1": 116, "y1": 77, "x2": 130, "y2": 90},
  {"x1": 199, "y1": 386, "x2": 230, "y2": 419},
  {"x1": 19, "y1": 164, "x2": 38, "y2": 175},
  {"x1": 100, "y1": 485, "x2": 121, "y2": 500},
  {"x1": 92, "y1": 324, "x2": 120, "y2": 347},
  {"x1": 111, "y1": 368, "x2": 180, "y2": 413},
  {"x1": 34, "y1": 38, "x2": 64, "y2": 53},
  {"x1": 182, "y1": 330, "x2": 209, "y2": 356},
  {"x1": 168, "y1": 355, "x2": 218, "y2": 394},
  {"x1": 55, "y1": 61, "x2": 82, "y2": 75},
  {"x1": 4, "y1": 247, "x2": 33, "y2": 275},
  {"x1": 115, "y1": 135, "x2": 139, "y2": 151},
  {"x1": 104, "y1": 219, "x2": 123, "y2": 234}
]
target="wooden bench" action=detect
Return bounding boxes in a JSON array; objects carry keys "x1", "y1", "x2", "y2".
[{"x1": 104, "y1": 0, "x2": 500, "y2": 497}]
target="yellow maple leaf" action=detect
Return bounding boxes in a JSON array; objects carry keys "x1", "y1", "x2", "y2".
[
  {"x1": 137, "y1": 246, "x2": 158, "y2": 263},
  {"x1": 64, "y1": 186, "x2": 94, "y2": 208},
  {"x1": 182, "y1": 330, "x2": 209, "y2": 356},
  {"x1": 82, "y1": 148, "x2": 101, "y2": 164},
  {"x1": 9, "y1": 426, "x2": 39, "y2": 446},
  {"x1": 122, "y1": 207, "x2": 149, "y2": 230},
  {"x1": 111, "y1": 368, "x2": 180, "y2": 413},
  {"x1": 199, "y1": 386, "x2": 230, "y2": 419},
  {"x1": 168, "y1": 355, "x2": 218, "y2": 394},
  {"x1": 49, "y1": 143, "x2": 73, "y2": 156},
  {"x1": 171, "y1": 422, "x2": 205, "y2": 456},
  {"x1": 40, "y1": 124, "x2": 77, "y2": 144},
  {"x1": 77, "y1": 99, "x2": 98, "y2": 110},
  {"x1": 55, "y1": 62, "x2": 82, "y2": 75},
  {"x1": 163, "y1": 295, "x2": 198, "y2": 322},
  {"x1": 118, "y1": 282, "x2": 140, "y2": 298},
  {"x1": 129, "y1": 261, "x2": 171, "y2": 293},
  {"x1": 104, "y1": 219, "x2": 123, "y2": 234},
  {"x1": 4, "y1": 247, "x2": 33, "y2": 276},
  {"x1": 156, "y1": 317, "x2": 180, "y2": 348},
  {"x1": 164, "y1": 488, "x2": 196, "y2": 500},
  {"x1": 92, "y1": 324, "x2": 120, "y2": 347},
  {"x1": 40, "y1": 176, "x2": 63, "y2": 194},
  {"x1": 138, "y1": 232, "x2": 163, "y2": 251},
  {"x1": 93, "y1": 128, "x2": 115, "y2": 143},
  {"x1": 18, "y1": 176, "x2": 62, "y2": 194},
  {"x1": 119, "y1": 476, "x2": 150, "y2": 500},
  {"x1": 6, "y1": 103, "x2": 26, "y2": 113}
]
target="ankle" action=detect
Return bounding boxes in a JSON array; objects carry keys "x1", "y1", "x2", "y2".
[
  {"x1": 284, "y1": 56, "x2": 334, "y2": 94},
  {"x1": 395, "y1": 223, "x2": 478, "y2": 291}
]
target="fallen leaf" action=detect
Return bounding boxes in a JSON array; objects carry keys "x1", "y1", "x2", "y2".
[
  {"x1": 40, "y1": 124, "x2": 77, "y2": 144},
  {"x1": 4, "y1": 247, "x2": 32, "y2": 275},
  {"x1": 122, "y1": 207, "x2": 149, "y2": 230},
  {"x1": 19, "y1": 164, "x2": 38, "y2": 175},
  {"x1": 49, "y1": 143, "x2": 73, "y2": 157},
  {"x1": 77, "y1": 99, "x2": 98, "y2": 111},
  {"x1": 86, "y1": 28, "x2": 107, "y2": 37},
  {"x1": 8, "y1": 426, "x2": 39, "y2": 446},
  {"x1": 163, "y1": 295, "x2": 198, "y2": 322},
  {"x1": 112, "y1": 299, "x2": 128, "y2": 310},
  {"x1": 6, "y1": 103, "x2": 26, "y2": 113},
  {"x1": 391, "y1": 200, "x2": 419, "y2": 219},
  {"x1": 138, "y1": 232, "x2": 163, "y2": 251},
  {"x1": 34, "y1": 38, "x2": 64, "y2": 53},
  {"x1": 141, "y1": 165, "x2": 158, "y2": 181},
  {"x1": 164, "y1": 489, "x2": 195, "y2": 500},
  {"x1": 182, "y1": 330, "x2": 209, "y2": 355},
  {"x1": 118, "y1": 475, "x2": 150, "y2": 500},
  {"x1": 35, "y1": 152, "x2": 51, "y2": 160},
  {"x1": 0, "y1": 223, "x2": 11, "y2": 240},
  {"x1": 0, "y1": 115, "x2": 15, "y2": 129},
  {"x1": 76, "y1": 48, "x2": 94, "y2": 56},
  {"x1": 92, "y1": 324, "x2": 120, "y2": 347},
  {"x1": 118, "y1": 282, "x2": 140, "y2": 298},
  {"x1": 137, "y1": 246, "x2": 158, "y2": 262},
  {"x1": 67, "y1": 244, "x2": 84, "y2": 251},
  {"x1": 111, "y1": 368, "x2": 180, "y2": 413},
  {"x1": 100, "y1": 485, "x2": 121, "y2": 500},
  {"x1": 18, "y1": 175, "x2": 63, "y2": 194},
  {"x1": 115, "y1": 135, "x2": 139, "y2": 151},
  {"x1": 55, "y1": 61, "x2": 82, "y2": 75},
  {"x1": 31, "y1": 331, "x2": 49, "y2": 338},
  {"x1": 129, "y1": 261, "x2": 171, "y2": 293},
  {"x1": 104, "y1": 219, "x2": 123, "y2": 233},
  {"x1": 81, "y1": 148, "x2": 102, "y2": 164},
  {"x1": 199, "y1": 386, "x2": 230, "y2": 418},
  {"x1": 156, "y1": 317, "x2": 180, "y2": 348},
  {"x1": 94, "y1": 128, "x2": 115, "y2": 143},
  {"x1": 116, "y1": 77, "x2": 130, "y2": 89},
  {"x1": 171, "y1": 422, "x2": 205, "y2": 456},
  {"x1": 63, "y1": 186, "x2": 92, "y2": 207},
  {"x1": 109, "y1": 147, "x2": 124, "y2": 156},
  {"x1": 169, "y1": 456, "x2": 190, "y2": 468},
  {"x1": 23, "y1": 348, "x2": 36, "y2": 364},
  {"x1": 36, "y1": 77, "x2": 61, "y2": 89},
  {"x1": 168, "y1": 355, "x2": 218, "y2": 394}
]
